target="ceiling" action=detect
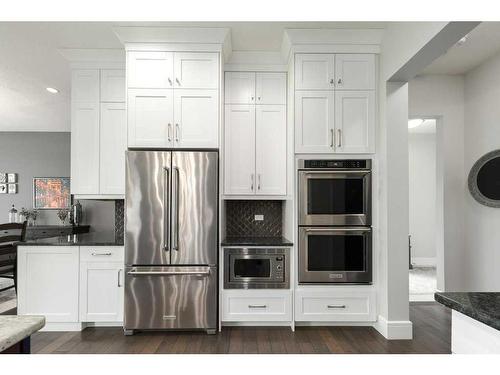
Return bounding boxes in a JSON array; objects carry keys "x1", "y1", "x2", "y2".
[
  {"x1": 0, "y1": 22, "x2": 387, "y2": 132},
  {"x1": 422, "y1": 22, "x2": 500, "y2": 75}
]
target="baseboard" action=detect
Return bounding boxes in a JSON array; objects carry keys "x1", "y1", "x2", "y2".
[
  {"x1": 411, "y1": 257, "x2": 436, "y2": 267},
  {"x1": 40, "y1": 322, "x2": 85, "y2": 332},
  {"x1": 222, "y1": 321, "x2": 292, "y2": 327},
  {"x1": 373, "y1": 315, "x2": 413, "y2": 340}
]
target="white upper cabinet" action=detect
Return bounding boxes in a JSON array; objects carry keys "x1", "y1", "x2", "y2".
[
  {"x1": 256, "y1": 73, "x2": 287, "y2": 105},
  {"x1": 128, "y1": 89, "x2": 173, "y2": 148},
  {"x1": 335, "y1": 91, "x2": 375, "y2": 154},
  {"x1": 174, "y1": 89, "x2": 218, "y2": 148},
  {"x1": 174, "y1": 52, "x2": 219, "y2": 89},
  {"x1": 100, "y1": 69, "x2": 126, "y2": 102},
  {"x1": 127, "y1": 51, "x2": 174, "y2": 89},
  {"x1": 224, "y1": 72, "x2": 256, "y2": 104},
  {"x1": 72, "y1": 70, "x2": 100, "y2": 102},
  {"x1": 255, "y1": 105, "x2": 287, "y2": 195},
  {"x1": 295, "y1": 54, "x2": 334, "y2": 90},
  {"x1": 335, "y1": 54, "x2": 376, "y2": 90},
  {"x1": 295, "y1": 90, "x2": 334, "y2": 154},
  {"x1": 224, "y1": 105, "x2": 256, "y2": 195},
  {"x1": 100, "y1": 103, "x2": 127, "y2": 195}
]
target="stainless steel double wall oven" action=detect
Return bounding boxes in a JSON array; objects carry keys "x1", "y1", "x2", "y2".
[{"x1": 298, "y1": 159, "x2": 372, "y2": 284}]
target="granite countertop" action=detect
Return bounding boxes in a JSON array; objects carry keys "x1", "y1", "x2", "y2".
[
  {"x1": 435, "y1": 292, "x2": 500, "y2": 331},
  {"x1": 221, "y1": 236, "x2": 293, "y2": 247},
  {"x1": 0, "y1": 316, "x2": 45, "y2": 352},
  {"x1": 20, "y1": 231, "x2": 123, "y2": 246}
]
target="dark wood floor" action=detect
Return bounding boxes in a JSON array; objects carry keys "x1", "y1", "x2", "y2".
[{"x1": 21, "y1": 302, "x2": 451, "y2": 354}]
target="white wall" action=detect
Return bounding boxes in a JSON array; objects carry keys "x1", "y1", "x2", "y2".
[
  {"x1": 408, "y1": 75, "x2": 465, "y2": 292},
  {"x1": 408, "y1": 130, "x2": 437, "y2": 262},
  {"x1": 464, "y1": 51, "x2": 500, "y2": 291}
]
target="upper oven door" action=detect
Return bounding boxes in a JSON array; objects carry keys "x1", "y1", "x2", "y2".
[{"x1": 298, "y1": 170, "x2": 371, "y2": 226}]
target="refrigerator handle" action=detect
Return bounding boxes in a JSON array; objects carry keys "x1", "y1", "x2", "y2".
[
  {"x1": 172, "y1": 166, "x2": 180, "y2": 252},
  {"x1": 163, "y1": 167, "x2": 170, "y2": 252}
]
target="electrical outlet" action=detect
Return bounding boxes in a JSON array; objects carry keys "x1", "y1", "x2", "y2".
[{"x1": 254, "y1": 214, "x2": 264, "y2": 221}]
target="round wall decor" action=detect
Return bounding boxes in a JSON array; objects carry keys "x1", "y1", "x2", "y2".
[{"x1": 468, "y1": 149, "x2": 500, "y2": 207}]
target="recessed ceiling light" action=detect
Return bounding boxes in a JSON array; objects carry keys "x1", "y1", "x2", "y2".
[
  {"x1": 408, "y1": 119, "x2": 424, "y2": 129},
  {"x1": 457, "y1": 34, "x2": 469, "y2": 46},
  {"x1": 46, "y1": 87, "x2": 59, "y2": 94}
]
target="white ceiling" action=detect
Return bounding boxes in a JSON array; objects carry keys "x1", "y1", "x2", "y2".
[
  {"x1": 0, "y1": 22, "x2": 386, "y2": 132},
  {"x1": 422, "y1": 22, "x2": 500, "y2": 75}
]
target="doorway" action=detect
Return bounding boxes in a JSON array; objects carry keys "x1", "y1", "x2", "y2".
[{"x1": 408, "y1": 118, "x2": 438, "y2": 301}]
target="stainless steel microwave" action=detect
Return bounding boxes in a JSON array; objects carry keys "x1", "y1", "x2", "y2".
[
  {"x1": 298, "y1": 159, "x2": 372, "y2": 226},
  {"x1": 224, "y1": 248, "x2": 289, "y2": 289}
]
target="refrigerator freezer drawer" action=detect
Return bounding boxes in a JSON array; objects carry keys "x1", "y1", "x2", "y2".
[{"x1": 124, "y1": 265, "x2": 217, "y2": 330}]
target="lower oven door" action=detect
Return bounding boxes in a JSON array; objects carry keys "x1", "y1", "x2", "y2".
[
  {"x1": 298, "y1": 227, "x2": 372, "y2": 284},
  {"x1": 124, "y1": 266, "x2": 217, "y2": 330}
]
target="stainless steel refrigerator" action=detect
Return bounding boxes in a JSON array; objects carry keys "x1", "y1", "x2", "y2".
[{"x1": 124, "y1": 150, "x2": 218, "y2": 335}]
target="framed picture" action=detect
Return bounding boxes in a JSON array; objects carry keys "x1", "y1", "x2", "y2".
[{"x1": 33, "y1": 177, "x2": 70, "y2": 209}]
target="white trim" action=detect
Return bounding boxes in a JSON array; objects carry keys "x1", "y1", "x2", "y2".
[
  {"x1": 373, "y1": 315, "x2": 413, "y2": 340},
  {"x1": 73, "y1": 194, "x2": 124, "y2": 200},
  {"x1": 40, "y1": 322, "x2": 85, "y2": 332},
  {"x1": 222, "y1": 321, "x2": 292, "y2": 327},
  {"x1": 411, "y1": 257, "x2": 437, "y2": 267},
  {"x1": 295, "y1": 321, "x2": 374, "y2": 327},
  {"x1": 224, "y1": 64, "x2": 288, "y2": 72},
  {"x1": 84, "y1": 322, "x2": 123, "y2": 328}
]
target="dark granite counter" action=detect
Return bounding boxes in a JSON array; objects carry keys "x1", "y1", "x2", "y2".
[
  {"x1": 20, "y1": 231, "x2": 123, "y2": 247},
  {"x1": 221, "y1": 236, "x2": 293, "y2": 247},
  {"x1": 435, "y1": 292, "x2": 500, "y2": 331}
]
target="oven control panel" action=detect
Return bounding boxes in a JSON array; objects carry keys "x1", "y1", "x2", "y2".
[
  {"x1": 275, "y1": 256, "x2": 284, "y2": 280},
  {"x1": 301, "y1": 159, "x2": 371, "y2": 169}
]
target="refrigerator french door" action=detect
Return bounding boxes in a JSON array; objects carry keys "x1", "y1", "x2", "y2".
[{"x1": 124, "y1": 150, "x2": 218, "y2": 334}]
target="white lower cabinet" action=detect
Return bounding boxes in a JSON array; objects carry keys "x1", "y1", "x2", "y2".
[
  {"x1": 17, "y1": 246, "x2": 80, "y2": 323},
  {"x1": 79, "y1": 247, "x2": 124, "y2": 323},
  {"x1": 295, "y1": 289, "x2": 376, "y2": 322},
  {"x1": 17, "y1": 245, "x2": 124, "y2": 330},
  {"x1": 222, "y1": 290, "x2": 292, "y2": 322}
]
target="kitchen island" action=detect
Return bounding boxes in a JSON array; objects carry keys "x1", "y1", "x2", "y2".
[
  {"x1": 435, "y1": 292, "x2": 500, "y2": 353},
  {"x1": 17, "y1": 232, "x2": 124, "y2": 331},
  {"x1": 0, "y1": 315, "x2": 45, "y2": 353}
]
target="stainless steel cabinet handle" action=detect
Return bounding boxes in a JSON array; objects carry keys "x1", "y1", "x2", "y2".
[
  {"x1": 175, "y1": 78, "x2": 181, "y2": 86},
  {"x1": 248, "y1": 304, "x2": 267, "y2": 308},
  {"x1": 167, "y1": 123, "x2": 172, "y2": 142},
  {"x1": 257, "y1": 174, "x2": 261, "y2": 190},
  {"x1": 337, "y1": 78, "x2": 343, "y2": 85},
  {"x1": 91, "y1": 252, "x2": 112, "y2": 256},
  {"x1": 330, "y1": 78, "x2": 334, "y2": 84},
  {"x1": 172, "y1": 167, "x2": 180, "y2": 252},
  {"x1": 128, "y1": 270, "x2": 210, "y2": 276},
  {"x1": 175, "y1": 123, "x2": 180, "y2": 142},
  {"x1": 163, "y1": 167, "x2": 171, "y2": 252},
  {"x1": 117, "y1": 269, "x2": 122, "y2": 287},
  {"x1": 327, "y1": 304, "x2": 347, "y2": 309},
  {"x1": 258, "y1": 96, "x2": 261, "y2": 101},
  {"x1": 168, "y1": 78, "x2": 173, "y2": 86},
  {"x1": 330, "y1": 129, "x2": 334, "y2": 148},
  {"x1": 251, "y1": 174, "x2": 254, "y2": 191},
  {"x1": 251, "y1": 96, "x2": 254, "y2": 101},
  {"x1": 337, "y1": 129, "x2": 342, "y2": 147}
]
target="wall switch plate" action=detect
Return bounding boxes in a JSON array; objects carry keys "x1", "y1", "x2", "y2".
[{"x1": 254, "y1": 214, "x2": 264, "y2": 221}]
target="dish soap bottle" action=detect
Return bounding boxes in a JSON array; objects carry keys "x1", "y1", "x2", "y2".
[{"x1": 9, "y1": 204, "x2": 18, "y2": 223}]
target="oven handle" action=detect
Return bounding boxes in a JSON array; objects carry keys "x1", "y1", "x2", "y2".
[
  {"x1": 303, "y1": 227, "x2": 371, "y2": 233},
  {"x1": 299, "y1": 170, "x2": 371, "y2": 175},
  {"x1": 127, "y1": 269, "x2": 210, "y2": 277}
]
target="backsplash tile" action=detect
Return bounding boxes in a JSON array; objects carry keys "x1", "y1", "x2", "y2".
[
  {"x1": 225, "y1": 200, "x2": 282, "y2": 237},
  {"x1": 115, "y1": 199, "x2": 124, "y2": 243}
]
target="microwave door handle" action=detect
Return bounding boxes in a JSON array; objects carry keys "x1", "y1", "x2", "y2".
[
  {"x1": 171, "y1": 166, "x2": 180, "y2": 252},
  {"x1": 163, "y1": 167, "x2": 170, "y2": 252}
]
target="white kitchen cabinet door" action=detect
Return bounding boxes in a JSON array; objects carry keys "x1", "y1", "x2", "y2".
[
  {"x1": 100, "y1": 103, "x2": 127, "y2": 195},
  {"x1": 80, "y1": 261, "x2": 124, "y2": 322},
  {"x1": 224, "y1": 105, "x2": 256, "y2": 195},
  {"x1": 127, "y1": 51, "x2": 174, "y2": 89},
  {"x1": 71, "y1": 101, "x2": 100, "y2": 194},
  {"x1": 255, "y1": 105, "x2": 286, "y2": 195},
  {"x1": 17, "y1": 246, "x2": 79, "y2": 323},
  {"x1": 335, "y1": 91, "x2": 375, "y2": 154},
  {"x1": 335, "y1": 54, "x2": 375, "y2": 90},
  {"x1": 295, "y1": 90, "x2": 334, "y2": 154},
  {"x1": 128, "y1": 89, "x2": 174, "y2": 148},
  {"x1": 174, "y1": 89, "x2": 218, "y2": 148},
  {"x1": 295, "y1": 54, "x2": 334, "y2": 90},
  {"x1": 71, "y1": 69, "x2": 99, "y2": 102},
  {"x1": 100, "y1": 69, "x2": 126, "y2": 102},
  {"x1": 224, "y1": 72, "x2": 256, "y2": 104},
  {"x1": 256, "y1": 72, "x2": 286, "y2": 105},
  {"x1": 174, "y1": 52, "x2": 219, "y2": 89}
]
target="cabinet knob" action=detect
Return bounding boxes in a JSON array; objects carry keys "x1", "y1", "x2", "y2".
[
  {"x1": 330, "y1": 79, "x2": 334, "y2": 84},
  {"x1": 258, "y1": 96, "x2": 261, "y2": 101},
  {"x1": 338, "y1": 78, "x2": 343, "y2": 85},
  {"x1": 175, "y1": 78, "x2": 181, "y2": 86},
  {"x1": 168, "y1": 78, "x2": 173, "y2": 86},
  {"x1": 251, "y1": 96, "x2": 254, "y2": 101}
]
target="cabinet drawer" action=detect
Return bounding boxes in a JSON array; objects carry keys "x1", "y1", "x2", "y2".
[
  {"x1": 222, "y1": 290, "x2": 292, "y2": 322},
  {"x1": 80, "y1": 246, "x2": 124, "y2": 262},
  {"x1": 295, "y1": 290, "x2": 376, "y2": 322}
]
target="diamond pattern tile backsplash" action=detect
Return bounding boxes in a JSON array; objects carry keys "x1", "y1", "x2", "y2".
[
  {"x1": 225, "y1": 200, "x2": 282, "y2": 237},
  {"x1": 115, "y1": 199, "x2": 124, "y2": 243}
]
